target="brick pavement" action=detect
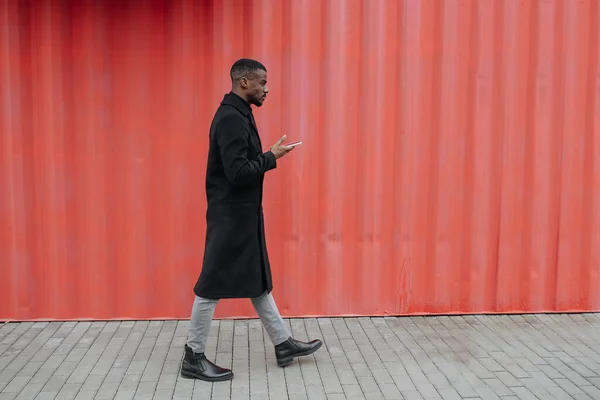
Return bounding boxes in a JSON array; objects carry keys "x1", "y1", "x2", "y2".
[{"x1": 1, "y1": 314, "x2": 599, "y2": 399}]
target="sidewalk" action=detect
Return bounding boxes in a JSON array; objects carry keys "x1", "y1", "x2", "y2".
[{"x1": 1, "y1": 314, "x2": 599, "y2": 399}]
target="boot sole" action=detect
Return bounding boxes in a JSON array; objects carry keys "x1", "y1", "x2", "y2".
[
  {"x1": 180, "y1": 370, "x2": 234, "y2": 382},
  {"x1": 277, "y1": 341, "x2": 323, "y2": 367}
]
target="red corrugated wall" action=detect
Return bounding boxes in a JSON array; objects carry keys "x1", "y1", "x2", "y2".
[{"x1": 1, "y1": 0, "x2": 599, "y2": 321}]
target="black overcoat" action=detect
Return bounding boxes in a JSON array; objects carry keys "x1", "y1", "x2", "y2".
[{"x1": 193, "y1": 92, "x2": 277, "y2": 299}]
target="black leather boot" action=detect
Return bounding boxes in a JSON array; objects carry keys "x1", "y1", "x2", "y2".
[
  {"x1": 275, "y1": 337, "x2": 323, "y2": 367},
  {"x1": 180, "y1": 344, "x2": 233, "y2": 382}
]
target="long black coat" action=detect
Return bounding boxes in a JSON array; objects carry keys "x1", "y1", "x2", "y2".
[{"x1": 193, "y1": 92, "x2": 277, "y2": 299}]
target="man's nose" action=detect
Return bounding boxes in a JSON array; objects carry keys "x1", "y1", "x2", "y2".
[{"x1": 264, "y1": 86, "x2": 269, "y2": 93}]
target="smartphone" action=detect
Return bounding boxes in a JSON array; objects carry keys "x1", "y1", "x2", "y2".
[{"x1": 286, "y1": 141, "x2": 302, "y2": 147}]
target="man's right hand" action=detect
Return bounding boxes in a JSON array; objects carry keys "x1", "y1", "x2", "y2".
[{"x1": 270, "y1": 135, "x2": 294, "y2": 159}]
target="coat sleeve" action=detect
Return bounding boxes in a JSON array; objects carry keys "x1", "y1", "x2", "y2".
[{"x1": 216, "y1": 112, "x2": 277, "y2": 186}]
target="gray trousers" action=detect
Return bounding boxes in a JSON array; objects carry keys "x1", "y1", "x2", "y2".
[{"x1": 187, "y1": 291, "x2": 290, "y2": 354}]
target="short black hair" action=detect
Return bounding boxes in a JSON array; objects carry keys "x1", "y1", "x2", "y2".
[{"x1": 230, "y1": 58, "x2": 267, "y2": 83}]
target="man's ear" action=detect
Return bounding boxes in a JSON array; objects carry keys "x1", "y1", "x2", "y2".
[{"x1": 239, "y1": 77, "x2": 248, "y2": 89}]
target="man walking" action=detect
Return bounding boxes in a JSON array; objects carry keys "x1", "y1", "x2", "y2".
[{"x1": 180, "y1": 59, "x2": 323, "y2": 382}]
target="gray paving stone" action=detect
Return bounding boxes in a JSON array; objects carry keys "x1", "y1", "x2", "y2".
[
  {"x1": 357, "y1": 376, "x2": 380, "y2": 394},
  {"x1": 510, "y1": 386, "x2": 539, "y2": 399},
  {"x1": 305, "y1": 385, "x2": 327, "y2": 400},
  {"x1": 55, "y1": 383, "x2": 81, "y2": 400},
  {"x1": 14, "y1": 382, "x2": 43, "y2": 399},
  {"x1": 378, "y1": 383, "x2": 402, "y2": 399},
  {"x1": 363, "y1": 392, "x2": 385, "y2": 400},
  {"x1": 495, "y1": 371, "x2": 521, "y2": 387},
  {"x1": 152, "y1": 390, "x2": 174, "y2": 400},
  {"x1": 436, "y1": 387, "x2": 460, "y2": 400},
  {"x1": 2, "y1": 314, "x2": 600, "y2": 399},
  {"x1": 113, "y1": 391, "x2": 135, "y2": 400},
  {"x1": 172, "y1": 375, "x2": 194, "y2": 398},
  {"x1": 342, "y1": 384, "x2": 363, "y2": 397},
  {"x1": 94, "y1": 380, "x2": 118, "y2": 399},
  {"x1": 2, "y1": 376, "x2": 30, "y2": 394},
  {"x1": 210, "y1": 381, "x2": 231, "y2": 399},
  {"x1": 73, "y1": 391, "x2": 97, "y2": 400},
  {"x1": 582, "y1": 385, "x2": 600, "y2": 398},
  {"x1": 80, "y1": 373, "x2": 104, "y2": 392},
  {"x1": 33, "y1": 392, "x2": 58, "y2": 400},
  {"x1": 288, "y1": 394, "x2": 308, "y2": 400},
  {"x1": 572, "y1": 394, "x2": 594, "y2": 400},
  {"x1": 480, "y1": 377, "x2": 512, "y2": 396},
  {"x1": 28, "y1": 368, "x2": 54, "y2": 386}
]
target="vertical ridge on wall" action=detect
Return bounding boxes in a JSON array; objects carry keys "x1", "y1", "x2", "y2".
[
  {"x1": 0, "y1": 0, "x2": 15, "y2": 316},
  {"x1": 587, "y1": 0, "x2": 600, "y2": 310},
  {"x1": 0, "y1": 0, "x2": 599, "y2": 321},
  {"x1": 556, "y1": 0, "x2": 598, "y2": 311}
]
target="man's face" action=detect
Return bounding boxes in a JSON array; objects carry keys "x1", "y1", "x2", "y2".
[{"x1": 242, "y1": 69, "x2": 268, "y2": 107}]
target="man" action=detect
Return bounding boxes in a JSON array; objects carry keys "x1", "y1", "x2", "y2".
[{"x1": 180, "y1": 58, "x2": 323, "y2": 382}]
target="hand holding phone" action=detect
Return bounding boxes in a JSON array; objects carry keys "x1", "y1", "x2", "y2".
[{"x1": 271, "y1": 135, "x2": 301, "y2": 159}]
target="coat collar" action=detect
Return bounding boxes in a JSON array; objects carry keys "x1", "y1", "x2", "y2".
[{"x1": 221, "y1": 91, "x2": 253, "y2": 116}]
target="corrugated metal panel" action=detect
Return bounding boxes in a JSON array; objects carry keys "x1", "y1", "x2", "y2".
[{"x1": 1, "y1": 0, "x2": 599, "y2": 321}]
